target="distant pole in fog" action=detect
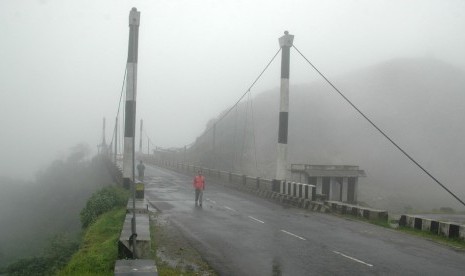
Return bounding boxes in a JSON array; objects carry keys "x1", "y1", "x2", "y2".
[
  {"x1": 102, "y1": 117, "x2": 106, "y2": 146},
  {"x1": 99, "y1": 117, "x2": 107, "y2": 155},
  {"x1": 114, "y1": 117, "x2": 118, "y2": 163},
  {"x1": 122, "y1": 7, "x2": 140, "y2": 259},
  {"x1": 212, "y1": 123, "x2": 216, "y2": 168},
  {"x1": 139, "y1": 119, "x2": 143, "y2": 153},
  {"x1": 275, "y1": 31, "x2": 294, "y2": 181}
]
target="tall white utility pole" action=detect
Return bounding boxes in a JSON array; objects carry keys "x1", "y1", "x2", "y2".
[
  {"x1": 276, "y1": 31, "x2": 294, "y2": 181},
  {"x1": 122, "y1": 7, "x2": 140, "y2": 259}
]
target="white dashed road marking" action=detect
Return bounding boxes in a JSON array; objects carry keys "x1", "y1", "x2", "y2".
[
  {"x1": 332, "y1": 251, "x2": 373, "y2": 267},
  {"x1": 248, "y1": 216, "x2": 265, "y2": 224},
  {"x1": 280, "y1": 230, "x2": 306, "y2": 240},
  {"x1": 224, "y1": 206, "x2": 237, "y2": 212},
  {"x1": 206, "y1": 198, "x2": 216, "y2": 204}
]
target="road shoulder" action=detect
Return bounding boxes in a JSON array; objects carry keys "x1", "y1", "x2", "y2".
[{"x1": 150, "y1": 211, "x2": 217, "y2": 275}]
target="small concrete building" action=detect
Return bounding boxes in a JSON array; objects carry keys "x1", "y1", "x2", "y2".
[{"x1": 290, "y1": 164, "x2": 366, "y2": 204}]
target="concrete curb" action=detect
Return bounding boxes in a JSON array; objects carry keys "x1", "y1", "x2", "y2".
[
  {"x1": 399, "y1": 214, "x2": 465, "y2": 240},
  {"x1": 118, "y1": 199, "x2": 153, "y2": 259},
  {"x1": 325, "y1": 201, "x2": 388, "y2": 221}
]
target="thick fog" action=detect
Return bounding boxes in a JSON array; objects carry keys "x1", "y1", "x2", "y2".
[{"x1": 1, "y1": 0, "x2": 465, "y2": 181}]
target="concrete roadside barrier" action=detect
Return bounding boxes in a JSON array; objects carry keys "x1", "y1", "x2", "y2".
[
  {"x1": 115, "y1": 196, "x2": 157, "y2": 274},
  {"x1": 278, "y1": 181, "x2": 316, "y2": 202},
  {"x1": 326, "y1": 201, "x2": 388, "y2": 221},
  {"x1": 439, "y1": 221, "x2": 461, "y2": 239},
  {"x1": 421, "y1": 218, "x2": 439, "y2": 234},
  {"x1": 399, "y1": 214, "x2": 464, "y2": 240}
]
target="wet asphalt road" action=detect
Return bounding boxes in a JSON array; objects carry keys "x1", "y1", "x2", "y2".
[{"x1": 144, "y1": 164, "x2": 465, "y2": 275}]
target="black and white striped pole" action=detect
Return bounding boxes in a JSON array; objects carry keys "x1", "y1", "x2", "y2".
[
  {"x1": 123, "y1": 8, "x2": 140, "y2": 189},
  {"x1": 276, "y1": 31, "x2": 294, "y2": 181},
  {"x1": 122, "y1": 7, "x2": 140, "y2": 259}
]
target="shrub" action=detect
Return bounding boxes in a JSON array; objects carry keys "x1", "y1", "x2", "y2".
[{"x1": 80, "y1": 187, "x2": 128, "y2": 228}]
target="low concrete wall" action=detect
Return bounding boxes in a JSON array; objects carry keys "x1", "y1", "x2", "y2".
[
  {"x1": 119, "y1": 199, "x2": 152, "y2": 259},
  {"x1": 259, "y1": 179, "x2": 272, "y2": 191},
  {"x1": 399, "y1": 214, "x2": 465, "y2": 240},
  {"x1": 326, "y1": 201, "x2": 388, "y2": 221},
  {"x1": 105, "y1": 157, "x2": 157, "y2": 274},
  {"x1": 230, "y1": 173, "x2": 244, "y2": 185}
]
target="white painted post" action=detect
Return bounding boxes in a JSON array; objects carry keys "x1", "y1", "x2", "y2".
[
  {"x1": 275, "y1": 31, "x2": 294, "y2": 181},
  {"x1": 342, "y1": 177, "x2": 348, "y2": 202},
  {"x1": 316, "y1": 177, "x2": 323, "y2": 195},
  {"x1": 122, "y1": 7, "x2": 140, "y2": 259}
]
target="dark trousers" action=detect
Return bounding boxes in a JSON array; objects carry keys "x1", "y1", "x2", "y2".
[{"x1": 195, "y1": 189, "x2": 203, "y2": 204}]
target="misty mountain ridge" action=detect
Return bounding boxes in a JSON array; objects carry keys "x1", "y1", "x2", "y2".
[{"x1": 189, "y1": 57, "x2": 465, "y2": 212}]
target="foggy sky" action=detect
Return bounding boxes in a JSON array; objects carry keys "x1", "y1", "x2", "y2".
[{"x1": 1, "y1": 0, "x2": 465, "y2": 178}]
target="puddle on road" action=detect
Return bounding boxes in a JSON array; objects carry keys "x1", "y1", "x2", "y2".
[{"x1": 150, "y1": 201, "x2": 175, "y2": 211}]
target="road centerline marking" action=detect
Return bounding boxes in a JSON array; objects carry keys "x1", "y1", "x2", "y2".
[
  {"x1": 206, "y1": 198, "x2": 216, "y2": 204},
  {"x1": 280, "y1": 230, "x2": 306, "y2": 240},
  {"x1": 248, "y1": 216, "x2": 265, "y2": 224},
  {"x1": 332, "y1": 251, "x2": 373, "y2": 267},
  {"x1": 224, "y1": 206, "x2": 237, "y2": 212}
]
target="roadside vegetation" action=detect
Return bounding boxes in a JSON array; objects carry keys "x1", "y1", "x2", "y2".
[
  {"x1": 57, "y1": 186, "x2": 128, "y2": 275},
  {"x1": 57, "y1": 207, "x2": 127, "y2": 275},
  {"x1": 0, "y1": 234, "x2": 78, "y2": 276},
  {"x1": 1, "y1": 182, "x2": 128, "y2": 276}
]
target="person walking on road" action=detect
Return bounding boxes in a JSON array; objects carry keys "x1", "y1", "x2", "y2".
[
  {"x1": 193, "y1": 170, "x2": 205, "y2": 206},
  {"x1": 137, "y1": 160, "x2": 145, "y2": 181}
]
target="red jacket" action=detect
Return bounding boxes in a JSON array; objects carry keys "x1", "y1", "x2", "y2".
[{"x1": 193, "y1": 175, "x2": 205, "y2": 189}]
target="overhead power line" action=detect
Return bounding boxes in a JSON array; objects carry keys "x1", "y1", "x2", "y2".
[
  {"x1": 293, "y1": 44, "x2": 465, "y2": 208},
  {"x1": 200, "y1": 48, "x2": 282, "y2": 138},
  {"x1": 109, "y1": 68, "x2": 127, "y2": 147}
]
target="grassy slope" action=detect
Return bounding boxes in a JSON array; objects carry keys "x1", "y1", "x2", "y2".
[{"x1": 57, "y1": 207, "x2": 126, "y2": 276}]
